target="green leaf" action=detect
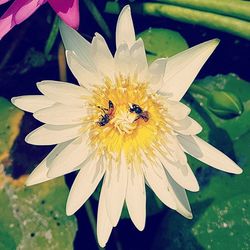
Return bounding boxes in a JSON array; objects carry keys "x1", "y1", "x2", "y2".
[
  {"x1": 190, "y1": 130, "x2": 250, "y2": 249},
  {"x1": 0, "y1": 98, "x2": 77, "y2": 250},
  {"x1": 137, "y1": 28, "x2": 188, "y2": 63},
  {"x1": 44, "y1": 16, "x2": 59, "y2": 59}
]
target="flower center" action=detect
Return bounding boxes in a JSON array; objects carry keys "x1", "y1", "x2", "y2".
[
  {"x1": 87, "y1": 76, "x2": 171, "y2": 164},
  {"x1": 110, "y1": 109, "x2": 137, "y2": 135}
]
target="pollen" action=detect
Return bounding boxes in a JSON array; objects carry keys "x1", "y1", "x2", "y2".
[
  {"x1": 87, "y1": 75, "x2": 172, "y2": 165},
  {"x1": 110, "y1": 109, "x2": 137, "y2": 135}
]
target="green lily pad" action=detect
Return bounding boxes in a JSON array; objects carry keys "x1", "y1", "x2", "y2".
[
  {"x1": 0, "y1": 97, "x2": 24, "y2": 161},
  {"x1": 137, "y1": 28, "x2": 188, "y2": 63},
  {"x1": 150, "y1": 104, "x2": 250, "y2": 249},
  {"x1": 0, "y1": 179, "x2": 77, "y2": 250},
  {"x1": 0, "y1": 98, "x2": 77, "y2": 250},
  {"x1": 190, "y1": 130, "x2": 250, "y2": 249}
]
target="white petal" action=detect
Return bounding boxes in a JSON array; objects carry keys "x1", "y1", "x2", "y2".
[
  {"x1": 26, "y1": 160, "x2": 52, "y2": 186},
  {"x1": 173, "y1": 117, "x2": 202, "y2": 135},
  {"x1": 97, "y1": 181, "x2": 113, "y2": 248},
  {"x1": 11, "y1": 95, "x2": 55, "y2": 113},
  {"x1": 161, "y1": 39, "x2": 220, "y2": 101},
  {"x1": 116, "y1": 5, "x2": 136, "y2": 49},
  {"x1": 66, "y1": 157, "x2": 105, "y2": 215},
  {"x1": 66, "y1": 50, "x2": 101, "y2": 89},
  {"x1": 26, "y1": 141, "x2": 72, "y2": 186},
  {"x1": 148, "y1": 58, "x2": 167, "y2": 92},
  {"x1": 162, "y1": 159, "x2": 199, "y2": 192},
  {"x1": 105, "y1": 155, "x2": 128, "y2": 226},
  {"x1": 47, "y1": 134, "x2": 93, "y2": 178},
  {"x1": 91, "y1": 33, "x2": 114, "y2": 79},
  {"x1": 37, "y1": 81, "x2": 90, "y2": 107},
  {"x1": 33, "y1": 103, "x2": 87, "y2": 125},
  {"x1": 59, "y1": 21, "x2": 96, "y2": 71},
  {"x1": 162, "y1": 134, "x2": 187, "y2": 165},
  {"x1": 165, "y1": 171, "x2": 193, "y2": 219},
  {"x1": 129, "y1": 38, "x2": 148, "y2": 79},
  {"x1": 126, "y1": 167, "x2": 146, "y2": 231},
  {"x1": 142, "y1": 157, "x2": 176, "y2": 210},
  {"x1": 115, "y1": 43, "x2": 130, "y2": 76},
  {"x1": 166, "y1": 100, "x2": 191, "y2": 120},
  {"x1": 25, "y1": 124, "x2": 82, "y2": 145},
  {"x1": 178, "y1": 135, "x2": 243, "y2": 174}
]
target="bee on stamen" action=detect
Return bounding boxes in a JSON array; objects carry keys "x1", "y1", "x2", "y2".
[
  {"x1": 97, "y1": 100, "x2": 115, "y2": 126},
  {"x1": 129, "y1": 103, "x2": 149, "y2": 122}
]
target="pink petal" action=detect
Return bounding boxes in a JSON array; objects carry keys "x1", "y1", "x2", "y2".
[
  {"x1": 48, "y1": 0, "x2": 79, "y2": 29},
  {"x1": 0, "y1": 0, "x2": 46, "y2": 39},
  {"x1": 0, "y1": 14, "x2": 13, "y2": 39},
  {"x1": 15, "y1": 0, "x2": 47, "y2": 24},
  {"x1": 0, "y1": 0, "x2": 11, "y2": 5}
]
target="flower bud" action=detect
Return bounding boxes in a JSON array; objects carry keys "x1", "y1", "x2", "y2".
[{"x1": 207, "y1": 90, "x2": 244, "y2": 119}]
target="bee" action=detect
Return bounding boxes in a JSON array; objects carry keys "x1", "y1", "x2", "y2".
[
  {"x1": 97, "y1": 100, "x2": 115, "y2": 126},
  {"x1": 129, "y1": 103, "x2": 149, "y2": 122}
]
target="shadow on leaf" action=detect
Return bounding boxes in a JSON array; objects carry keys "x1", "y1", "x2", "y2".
[{"x1": 150, "y1": 198, "x2": 213, "y2": 250}]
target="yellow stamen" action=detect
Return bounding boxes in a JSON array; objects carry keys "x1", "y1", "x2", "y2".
[{"x1": 87, "y1": 76, "x2": 172, "y2": 166}]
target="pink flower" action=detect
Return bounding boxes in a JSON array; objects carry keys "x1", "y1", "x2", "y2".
[{"x1": 0, "y1": 0, "x2": 79, "y2": 39}]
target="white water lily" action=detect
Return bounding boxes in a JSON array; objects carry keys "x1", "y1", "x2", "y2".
[{"x1": 12, "y1": 5, "x2": 242, "y2": 247}]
